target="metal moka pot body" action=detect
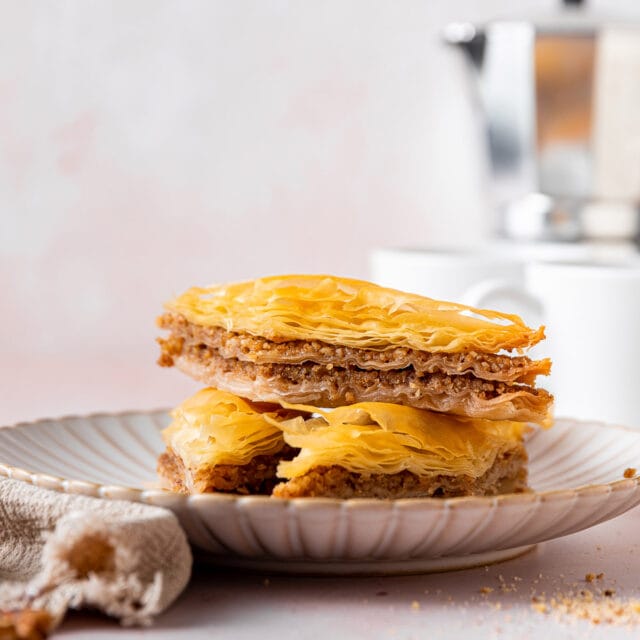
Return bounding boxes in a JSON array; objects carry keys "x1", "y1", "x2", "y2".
[{"x1": 445, "y1": 13, "x2": 640, "y2": 243}]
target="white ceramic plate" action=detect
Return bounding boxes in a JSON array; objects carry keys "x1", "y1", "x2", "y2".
[{"x1": 1, "y1": 411, "x2": 639, "y2": 575}]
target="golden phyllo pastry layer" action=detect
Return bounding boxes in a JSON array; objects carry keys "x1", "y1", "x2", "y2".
[
  {"x1": 270, "y1": 401, "x2": 528, "y2": 480},
  {"x1": 158, "y1": 274, "x2": 552, "y2": 426},
  {"x1": 164, "y1": 274, "x2": 545, "y2": 353},
  {"x1": 271, "y1": 402, "x2": 529, "y2": 499},
  {"x1": 158, "y1": 389, "x2": 529, "y2": 499},
  {"x1": 158, "y1": 388, "x2": 303, "y2": 494}
]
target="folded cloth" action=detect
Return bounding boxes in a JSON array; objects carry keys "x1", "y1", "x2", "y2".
[{"x1": 0, "y1": 478, "x2": 192, "y2": 638}]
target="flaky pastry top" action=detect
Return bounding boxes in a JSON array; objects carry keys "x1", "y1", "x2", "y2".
[
  {"x1": 162, "y1": 388, "x2": 298, "y2": 468},
  {"x1": 269, "y1": 401, "x2": 529, "y2": 480},
  {"x1": 165, "y1": 274, "x2": 545, "y2": 354}
]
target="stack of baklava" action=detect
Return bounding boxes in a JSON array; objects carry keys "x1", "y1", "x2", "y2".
[{"x1": 156, "y1": 275, "x2": 552, "y2": 498}]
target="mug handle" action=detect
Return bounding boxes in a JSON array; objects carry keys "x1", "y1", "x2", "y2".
[{"x1": 461, "y1": 278, "x2": 543, "y2": 325}]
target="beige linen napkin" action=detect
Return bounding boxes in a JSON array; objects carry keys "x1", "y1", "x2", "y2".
[{"x1": 0, "y1": 478, "x2": 192, "y2": 638}]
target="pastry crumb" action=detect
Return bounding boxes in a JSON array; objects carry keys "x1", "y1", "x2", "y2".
[
  {"x1": 532, "y1": 602, "x2": 548, "y2": 614},
  {"x1": 530, "y1": 585, "x2": 640, "y2": 626},
  {"x1": 0, "y1": 608, "x2": 54, "y2": 640},
  {"x1": 624, "y1": 467, "x2": 636, "y2": 479}
]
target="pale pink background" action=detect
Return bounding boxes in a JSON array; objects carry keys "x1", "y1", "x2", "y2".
[{"x1": 1, "y1": 0, "x2": 637, "y2": 422}]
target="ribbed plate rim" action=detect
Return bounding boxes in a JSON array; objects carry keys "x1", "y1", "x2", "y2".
[{"x1": 0, "y1": 409, "x2": 639, "y2": 508}]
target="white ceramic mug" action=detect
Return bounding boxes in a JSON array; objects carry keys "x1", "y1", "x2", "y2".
[
  {"x1": 467, "y1": 262, "x2": 640, "y2": 427},
  {"x1": 369, "y1": 243, "x2": 600, "y2": 316},
  {"x1": 370, "y1": 247, "x2": 523, "y2": 306}
]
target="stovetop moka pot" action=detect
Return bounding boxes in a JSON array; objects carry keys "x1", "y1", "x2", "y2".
[{"x1": 445, "y1": 0, "x2": 640, "y2": 243}]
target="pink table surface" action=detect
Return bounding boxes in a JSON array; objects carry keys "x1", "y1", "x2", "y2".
[{"x1": 2, "y1": 355, "x2": 640, "y2": 639}]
